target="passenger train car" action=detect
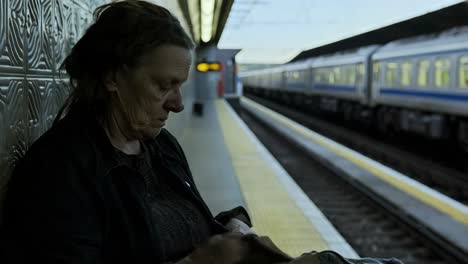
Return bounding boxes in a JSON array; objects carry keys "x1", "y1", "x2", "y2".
[{"x1": 240, "y1": 27, "x2": 468, "y2": 149}]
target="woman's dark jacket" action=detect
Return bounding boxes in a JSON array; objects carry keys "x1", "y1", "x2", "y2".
[{"x1": 1, "y1": 109, "x2": 251, "y2": 264}]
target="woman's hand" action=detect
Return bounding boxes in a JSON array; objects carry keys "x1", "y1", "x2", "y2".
[
  {"x1": 177, "y1": 233, "x2": 293, "y2": 264},
  {"x1": 177, "y1": 233, "x2": 248, "y2": 264}
]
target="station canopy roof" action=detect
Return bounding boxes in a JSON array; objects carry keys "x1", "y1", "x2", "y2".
[{"x1": 216, "y1": 0, "x2": 466, "y2": 64}]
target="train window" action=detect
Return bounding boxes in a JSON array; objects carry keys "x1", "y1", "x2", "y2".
[
  {"x1": 314, "y1": 70, "x2": 320, "y2": 82},
  {"x1": 401, "y1": 62, "x2": 413, "y2": 87},
  {"x1": 458, "y1": 56, "x2": 468, "y2": 88},
  {"x1": 326, "y1": 69, "x2": 332, "y2": 83},
  {"x1": 300, "y1": 70, "x2": 307, "y2": 83},
  {"x1": 417, "y1": 60, "x2": 430, "y2": 87},
  {"x1": 320, "y1": 68, "x2": 328, "y2": 83},
  {"x1": 333, "y1": 67, "x2": 341, "y2": 84},
  {"x1": 342, "y1": 65, "x2": 355, "y2": 85},
  {"x1": 340, "y1": 66, "x2": 348, "y2": 85},
  {"x1": 435, "y1": 58, "x2": 450, "y2": 87},
  {"x1": 314, "y1": 69, "x2": 320, "y2": 82},
  {"x1": 314, "y1": 68, "x2": 325, "y2": 83},
  {"x1": 355, "y1": 63, "x2": 364, "y2": 86},
  {"x1": 292, "y1": 71, "x2": 300, "y2": 80},
  {"x1": 344, "y1": 66, "x2": 350, "y2": 85},
  {"x1": 373, "y1": 62, "x2": 380, "y2": 82},
  {"x1": 325, "y1": 69, "x2": 331, "y2": 83},
  {"x1": 295, "y1": 71, "x2": 301, "y2": 83},
  {"x1": 350, "y1": 65, "x2": 357, "y2": 85},
  {"x1": 339, "y1": 67, "x2": 346, "y2": 85},
  {"x1": 272, "y1": 73, "x2": 278, "y2": 86},
  {"x1": 322, "y1": 69, "x2": 328, "y2": 83},
  {"x1": 385, "y1": 62, "x2": 398, "y2": 86}
]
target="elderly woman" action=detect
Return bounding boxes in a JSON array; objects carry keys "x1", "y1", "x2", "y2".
[
  {"x1": 2, "y1": 1, "x2": 253, "y2": 263},
  {"x1": 1, "y1": 2, "x2": 406, "y2": 264}
]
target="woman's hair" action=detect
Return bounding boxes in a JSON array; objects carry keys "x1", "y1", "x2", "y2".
[{"x1": 56, "y1": 0, "x2": 194, "y2": 123}]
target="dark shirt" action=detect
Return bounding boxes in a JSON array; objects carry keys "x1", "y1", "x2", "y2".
[{"x1": 114, "y1": 143, "x2": 212, "y2": 262}]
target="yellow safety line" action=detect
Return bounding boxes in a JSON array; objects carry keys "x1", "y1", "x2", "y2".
[
  {"x1": 241, "y1": 97, "x2": 468, "y2": 225},
  {"x1": 215, "y1": 99, "x2": 329, "y2": 257}
]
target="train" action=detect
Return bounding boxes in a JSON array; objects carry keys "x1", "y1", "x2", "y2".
[{"x1": 239, "y1": 26, "x2": 468, "y2": 150}]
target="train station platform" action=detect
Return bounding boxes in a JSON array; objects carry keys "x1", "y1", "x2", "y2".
[
  {"x1": 238, "y1": 97, "x2": 468, "y2": 259},
  {"x1": 173, "y1": 99, "x2": 358, "y2": 258}
]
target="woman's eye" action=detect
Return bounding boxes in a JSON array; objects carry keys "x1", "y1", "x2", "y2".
[{"x1": 159, "y1": 82, "x2": 171, "y2": 91}]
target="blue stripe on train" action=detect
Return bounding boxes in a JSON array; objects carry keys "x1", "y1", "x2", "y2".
[
  {"x1": 287, "y1": 82, "x2": 307, "y2": 89},
  {"x1": 380, "y1": 88, "x2": 468, "y2": 102},
  {"x1": 314, "y1": 83, "x2": 356, "y2": 92}
]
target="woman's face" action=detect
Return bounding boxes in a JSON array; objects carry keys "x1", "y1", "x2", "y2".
[{"x1": 110, "y1": 44, "x2": 192, "y2": 139}]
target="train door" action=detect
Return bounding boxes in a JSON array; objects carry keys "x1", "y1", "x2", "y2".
[
  {"x1": 370, "y1": 60, "x2": 381, "y2": 106},
  {"x1": 356, "y1": 62, "x2": 366, "y2": 103}
]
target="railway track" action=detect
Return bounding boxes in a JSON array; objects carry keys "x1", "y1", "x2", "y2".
[
  {"x1": 243, "y1": 93, "x2": 468, "y2": 206},
  {"x1": 228, "y1": 99, "x2": 465, "y2": 264}
]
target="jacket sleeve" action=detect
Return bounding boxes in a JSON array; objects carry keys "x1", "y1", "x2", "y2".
[
  {"x1": 214, "y1": 206, "x2": 253, "y2": 228},
  {"x1": 2, "y1": 150, "x2": 104, "y2": 264}
]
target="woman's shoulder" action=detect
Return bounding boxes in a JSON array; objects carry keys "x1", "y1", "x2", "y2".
[
  {"x1": 152, "y1": 128, "x2": 186, "y2": 160},
  {"x1": 5, "y1": 118, "x2": 99, "y2": 207},
  {"x1": 157, "y1": 128, "x2": 177, "y2": 142},
  {"x1": 29, "y1": 120, "x2": 91, "y2": 158},
  {"x1": 16, "y1": 115, "x2": 98, "y2": 177},
  {"x1": 158, "y1": 128, "x2": 186, "y2": 150}
]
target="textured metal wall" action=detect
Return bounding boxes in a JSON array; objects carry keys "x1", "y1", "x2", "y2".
[{"x1": 0, "y1": 0, "x2": 106, "y2": 213}]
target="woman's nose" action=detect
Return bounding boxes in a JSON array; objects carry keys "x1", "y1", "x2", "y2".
[{"x1": 165, "y1": 88, "x2": 184, "y2": 113}]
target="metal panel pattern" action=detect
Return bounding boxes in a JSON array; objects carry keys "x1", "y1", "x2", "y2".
[
  {"x1": 0, "y1": 0, "x2": 26, "y2": 71},
  {"x1": 0, "y1": 0, "x2": 107, "y2": 214}
]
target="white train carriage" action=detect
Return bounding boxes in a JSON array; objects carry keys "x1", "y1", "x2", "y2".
[
  {"x1": 239, "y1": 27, "x2": 468, "y2": 148},
  {"x1": 310, "y1": 45, "x2": 379, "y2": 105},
  {"x1": 371, "y1": 27, "x2": 468, "y2": 140},
  {"x1": 282, "y1": 59, "x2": 314, "y2": 92},
  {"x1": 239, "y1": 66, "x2": 283, "y2": 88}
]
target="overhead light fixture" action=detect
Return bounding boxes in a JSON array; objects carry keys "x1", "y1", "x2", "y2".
[{"x1": 201, "y1": 0, "x2": 216, "y2": 43}]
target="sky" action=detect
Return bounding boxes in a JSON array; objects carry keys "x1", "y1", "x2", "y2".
[{"x1": 218, "y1": 0, "x2": 466, "y2": 64}]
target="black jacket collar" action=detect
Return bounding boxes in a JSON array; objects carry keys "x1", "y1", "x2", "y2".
[{"x1": 60, "y1": 108, "x2": 182, "y2": 175}]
